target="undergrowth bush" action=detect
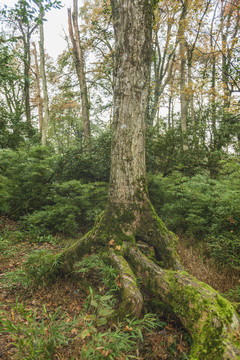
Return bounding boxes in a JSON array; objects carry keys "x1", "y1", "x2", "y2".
[
  {"x1": 24, "y1": 181, "x2": 108, "y2": 236},
  {"x1": 53, "y1": 131, "x2": 111, "y2": 183},
  {"x1": 0, "y1": 146, "x2": 56, "y2": 218},
  {"x1": 0, "y1": 145, "x2": 108, "y2": 236},
  {"x1": 149, "y1": 162, "x2": 240, "y2": 269},
  {"x1": 1, "y1": 249, "x2": 61, "y2": 289}
]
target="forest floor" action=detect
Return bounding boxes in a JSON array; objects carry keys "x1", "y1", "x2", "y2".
[{"x1": 0, "y1": 218, "x2": 239, "y2": 360}]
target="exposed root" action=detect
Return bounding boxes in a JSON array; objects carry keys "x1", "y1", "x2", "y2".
[
  {"x1": 134, "y1": 201, "x2": 183, "y2": 270},
  {"x1": 59, "y1": 228, "x2": 102, "y2": 273},
  {"x1": 109, "y1": 248, "x2": 143, "y2": 318},
  {"x1": 124, "y1": 244, "x2": 240, "y2": 360},
  {"x1": 58, "y1": 203, "x2": 240, "y2": 358}
]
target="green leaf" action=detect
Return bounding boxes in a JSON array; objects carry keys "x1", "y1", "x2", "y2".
[
  {"x1": 90, "y1": 300, "x2": 98, "y2": 308},
  {"x1": 96, "y1": 317, "x2": 107, "y2": 326}
]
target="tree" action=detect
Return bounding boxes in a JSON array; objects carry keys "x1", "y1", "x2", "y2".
[
  {"x1": 60, "y1": 1, "x2": 240, "y2": 358},
  {"x1": 38, "y1": 4, "x2": 49, "y2": 146},
  {"x1": 32, "y1": 42, "x2": 43, "y2": 135},
  {"x1": 13, "y1": 1, "x2": 38, "y2": 124},
  {"x1": 68, "y1": 0, "x2": 91, "y2": 148},
  {"x1": 0, "y1": 38, "x2": 27, "y2": 148},
  {"x1": 1, "y1": 0, "x2": 61, "y2": 131}
]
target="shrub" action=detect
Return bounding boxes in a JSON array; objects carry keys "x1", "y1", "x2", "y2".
[
  {"x1": 54, "y1": 131, "x2": 111, "y2": 183},
  {"x1": 0, "y1": 146, "x2": 56, "y2": 218},
  {"x1": 1, "y1": 249, "x2": 61, "y2": 289},
  {"x1": 149, "y1": 169, "x2": 240, "y2": 268},
  {"x1": 24, "y1": 181, "x2": 108, "y2": 236}
]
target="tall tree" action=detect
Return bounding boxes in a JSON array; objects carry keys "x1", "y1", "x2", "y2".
[
  {"x1": 179, "y1": 0, "x2": 189, "y2": 151},
  {"x1": 38, "y1": 5, "x2": 49, "y2": 145},
  {"x1": 68, "y1": 0, "x2": 91, "y2": 148},
  {"x1": 32, "y1": 42, "x2": 43, "y2": 135},
  {"x1": 61, "y1": 1, "x2": 240, "y2": 357},
  {"x1": 15, "y1": 2, "x2": 38, "y2": 124},
  {"x1": 2, "y1": 0, "x2": 61, "y2": 128}
]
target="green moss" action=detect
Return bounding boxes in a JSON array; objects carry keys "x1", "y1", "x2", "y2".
[
  {"x1": 135, "y1": 199, "x2": 182, "y2": 269},
  {"x1": 113, "y1": 254, "x2": 142, "y2": 319},
  {"x1": 148, "y1": 298, "x2": 173, "y2": 316},
  {"x1": 164, "y1": 271, "x2": 240, "y2": 359}
]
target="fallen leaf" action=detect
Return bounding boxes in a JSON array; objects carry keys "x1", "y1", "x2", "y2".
[
  {"x1": 124, "y1": 325, "x2": 133, "y2": 332},
  {"x1": 109, "y1": 239, "x2": 115, "y2": 246},
  {"x1": 71, "y1": 328, "x2": 78, "y2": 335},
  {"x1": 99, "y1": 348, "x2": 113, "y2": 357}
]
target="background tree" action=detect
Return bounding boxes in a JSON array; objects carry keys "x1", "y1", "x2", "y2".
[{"x1": 68, "y1": 0, "x2": 91, "y2": 148}]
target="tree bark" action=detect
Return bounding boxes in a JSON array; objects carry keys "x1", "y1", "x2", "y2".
[{"x1": 68, "y1": 0, "x2": 91, "y2": 148}]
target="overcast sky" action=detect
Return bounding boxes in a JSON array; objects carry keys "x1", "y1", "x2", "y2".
[{"x1": 0, "y1": 0, "x2": 81, "y2": 59}]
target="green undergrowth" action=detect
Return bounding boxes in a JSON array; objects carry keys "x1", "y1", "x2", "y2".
[
  {"x1": 0, "y1": 300, "x2": 79, "y2": 360},
  {"x1": 1, "y1": 252, "x2": 180, "y2": 359},
  {"x1": 1, "y1": 249, "x2": 62, "y2": 289},
  {"x1": 149, "y1": 169, "x2": 240, "y2": 270}
]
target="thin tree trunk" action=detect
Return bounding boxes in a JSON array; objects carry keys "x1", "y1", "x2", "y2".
[
  {"x1": 39, "y1": 10, "x2": 49, "y2": 146},
  {"x1": 32, "y1": 42, "x2": 43, "y2": 135},
  {"x1": 68, "y1": 0, "x2": 91, "y2": 148},
  {"x1": 168, "y1": 94, "x2": 172, "y2": 129},
  {"x1": 187, "y1": 58, "x2": 195, "y2": 128},
  {"x1": 18, "y1": 11, "x2": 37, "y2": 125},
  {"x1": 179, "y1": 1, "x2": 188, "y2": 151},
  {"x1": 23, "y1": 32, "x2": 31, "y2": 124}
]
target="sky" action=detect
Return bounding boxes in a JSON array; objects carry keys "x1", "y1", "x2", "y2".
[{"x1": 0, "y1": 0, "x2": 80, "y2": 59}]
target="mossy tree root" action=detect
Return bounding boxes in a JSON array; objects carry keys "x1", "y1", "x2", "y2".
[
  {"x1": 59, "y1": 205, "x2": 240, "y2": 358},
  {"x1": 124, "y1": 244, "x2": 240, "y2": 360},
  {"x1": 135, "y1": 201, "x2": 183, "y2": 271},
  {"x1": 59, "y1": 228, "x2": 101, "y2": 273},
  {"x1": 109, "y1": 249, "x2": 143, "y2": 318}
]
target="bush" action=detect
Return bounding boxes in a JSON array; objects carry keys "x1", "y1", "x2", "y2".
[
  {"x1": 54, "y1": 131, "x2": 111, "y2": 183},
  {"x1": 0, "y1": 146, "x2": 56, "y2": 218},
  {"x1": 149, "y1": 167, "x2": 240, "y2": 269},
  {"x1": 24, "y1": 180, "x2": 108, "y2": 236},
  {"x1": 1, "y1": 249, "x2": 62, "y2": 289}
]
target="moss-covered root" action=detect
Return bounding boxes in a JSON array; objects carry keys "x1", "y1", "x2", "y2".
[
  {"x1": 109, "y1": 249, "x2": 143, "y2": 318},
  {"x1": 136, "y1": 201, "x2": 183, "y2": 271},
  {"x1": 59, "y1": 228, "x2": 101, "y2": 274},
  {"x1": 124, "y1": 244, "x2": 240, "y2": 360}
]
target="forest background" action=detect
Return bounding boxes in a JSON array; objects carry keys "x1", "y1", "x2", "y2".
[{"x1": 0, "y1": 0, "x2": 240, "y2": 359}]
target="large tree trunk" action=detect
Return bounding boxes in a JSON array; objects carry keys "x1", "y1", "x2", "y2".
[
  {"x1": 60, "y1": 1, "x2": 240, "y2": 358},
  {"x1": 68, "y1": 0, "x2": 91, "y2": 148}
]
